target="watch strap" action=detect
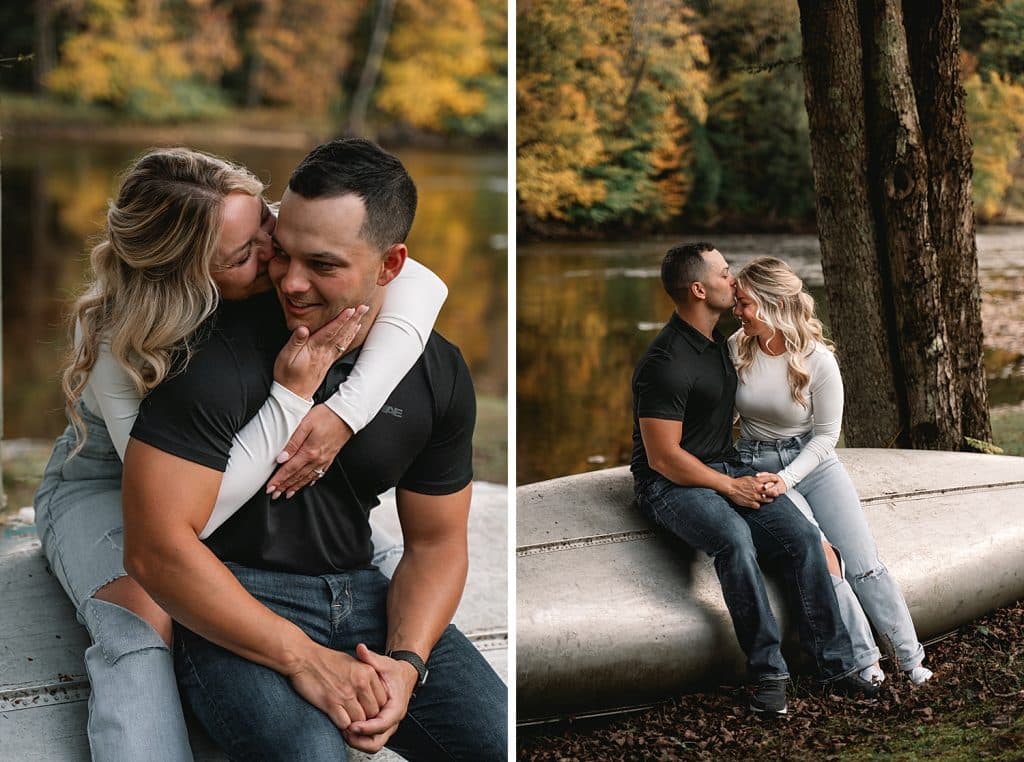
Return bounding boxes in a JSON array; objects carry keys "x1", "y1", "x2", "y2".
[{"x1": 387, "y1": 649, "x2": 429, "y2": 687}]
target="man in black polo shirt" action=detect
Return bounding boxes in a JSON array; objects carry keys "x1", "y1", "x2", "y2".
[
  {"x1": 632, "y1": 242, "x2": 873, "y2": 715},
  {"x1": 121, "y1": 140, "x2": 505, "y2": 759}
]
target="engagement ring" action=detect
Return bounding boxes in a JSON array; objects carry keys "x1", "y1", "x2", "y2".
[{"x1": 313, "y1": 468, "x2": 326, "y2": 478}]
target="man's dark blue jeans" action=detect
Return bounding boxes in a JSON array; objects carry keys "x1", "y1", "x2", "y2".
[
  {"x1": 635, "y1": 461, "x2": 856, "y2": 683},
  {"x1": 175, "y1": 563, "x2": 506, "y2": 761}
]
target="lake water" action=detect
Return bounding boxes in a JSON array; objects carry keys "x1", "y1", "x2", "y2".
[
  {"x1": 517, "y1": 231, "x2": 1024, "y2": 484},
  {"x1": 1, "y1": 138, "x2": 507, "y2": 445}
]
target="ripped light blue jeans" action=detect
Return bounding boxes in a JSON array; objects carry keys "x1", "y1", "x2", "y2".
[
  {"x1": 34, "y1": 405, "x2": 403, "y2": 761},
  {"x1": 737, "y1": 434, "x2": 925, "y2": 671}
]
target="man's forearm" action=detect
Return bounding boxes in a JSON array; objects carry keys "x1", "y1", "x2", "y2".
[
  {"x1": 648, "y1": 445, "x2": 733, "y2": 493},
  {"x1": 122, "y1": 441, "x2": 313, "y2": 676},
  {"x1": 124, "y1": 524, "x2": 310, "y2": 673},
  {"x1": 385, "y1": 540, "x2": 467, "y2": 661}
]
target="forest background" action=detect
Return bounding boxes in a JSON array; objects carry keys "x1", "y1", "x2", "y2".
[
  {"x1": 0, "y1": 0, "x2": 507, "y2": 144},
  {"x1": 518, "y1": 0, "x2": 1024, "y2": 237}
]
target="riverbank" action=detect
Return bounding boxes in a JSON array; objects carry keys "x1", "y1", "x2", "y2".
[
  {"x1": 519, "y1": 600, "x2": 1024, "y2": 760},
  {"x1": 0, "y1": 92, "x2": 504, "y2": 150}
]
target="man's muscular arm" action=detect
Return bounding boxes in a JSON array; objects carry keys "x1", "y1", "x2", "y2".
[
  {"x1": 345, "y1": 484, "x2": 471, "y2": 752},
  {"x1": 639, "y1": 417, "x2": 771, "y2": 509},
  {"x1": 121, "y1": 438, "x2": 387, "y2": 730}
]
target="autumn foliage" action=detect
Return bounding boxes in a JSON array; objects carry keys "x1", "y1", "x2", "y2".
[
  {"x1": 517, "y1": 0, "x2": 708, "y2": 235},
  {"x1": 517, "y1": 0, "x2": 1024, "y2": 234},
  {"x1": 32, "y1": 0, "x2": 506, "y2": 137}
]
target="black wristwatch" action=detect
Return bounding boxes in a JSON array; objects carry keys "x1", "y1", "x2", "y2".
[{"x1": 388, "y1": 649, "x2": 429, "y2": 688}]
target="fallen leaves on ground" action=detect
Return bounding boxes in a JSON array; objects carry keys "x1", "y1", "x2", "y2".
[{"x1": 518, "y1": 601, "x2": 1024, "y2": 760}]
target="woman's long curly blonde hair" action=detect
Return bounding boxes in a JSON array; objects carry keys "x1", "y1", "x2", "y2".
[
  {"x1": 733, "y1": 257, "x2": 834, "y2": 407},
  {"x1": 61, "y1": 147, "x2": 265, "y2": 450}
]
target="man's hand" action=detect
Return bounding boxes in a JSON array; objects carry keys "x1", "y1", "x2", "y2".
[
  {"x1": 724, "y1": 475, "x2": 776, "y2": 509},
  {"x1": 273, "y1": 304, "x2": 368, "y2": 400},
  {"x1": 285, "y1": 642, "x2": 389, "y2": 731},
  {"x1": 267, "y1": 404, "x2": 354, "y2": 499},
  {"x1": 756, "y1": 472, "x2": 788, "y2": 498},
  {"x1": 343, "y1": 644, "x2": 419, "y2": 753}
]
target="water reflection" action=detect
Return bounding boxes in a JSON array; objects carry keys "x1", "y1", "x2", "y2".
[
  {"x1": 518, "y1": 232, "x2": 1024, "y2": 484},
  {"x1": 2, "y1": 139, "x2": 507, "y2": 441}
]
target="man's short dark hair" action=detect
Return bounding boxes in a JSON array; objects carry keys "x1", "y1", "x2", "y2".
[
  {"x1": 661, "y1": 242, "x2": 716, "y2": 303},
  {"x1": 288, "y1": 138, "x2": 417, "y2": 252}
]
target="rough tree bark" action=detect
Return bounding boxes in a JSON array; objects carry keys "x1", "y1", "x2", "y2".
[{"x1": 796, "y1": 0, "x2": 991, "y2": 450}]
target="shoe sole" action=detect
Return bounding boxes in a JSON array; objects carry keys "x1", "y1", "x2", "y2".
[{"x1": 749, "y1": 704, "x2": 788, "y2": 715}]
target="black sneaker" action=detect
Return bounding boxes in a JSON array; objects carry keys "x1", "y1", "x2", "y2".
[
  {"x1": 832, "y1": 671, "x2": 882, "y2": 698},
  {"x1": 749, "y1": 678, "x2": 788, "y2": 715}
]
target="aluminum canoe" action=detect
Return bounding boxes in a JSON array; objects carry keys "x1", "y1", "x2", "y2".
[{"x1": 516, "y1": 449, "x2": 1024, "y2": 722}]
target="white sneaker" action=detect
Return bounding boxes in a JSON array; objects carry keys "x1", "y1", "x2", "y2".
[
  {"x1": 905, "y1": 666, "x2": 933, "y2": 684},
  {"x1": 860, "y1": 664, "x2": 885, "y2": 685}
]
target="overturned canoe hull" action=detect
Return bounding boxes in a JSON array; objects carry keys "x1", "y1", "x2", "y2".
[
  {"x1": 1, "y1": 483, "x2": 507, "y2": 760},
  {"x1": 516, "y1": 449, "x2": 1024, "y2": 721}
]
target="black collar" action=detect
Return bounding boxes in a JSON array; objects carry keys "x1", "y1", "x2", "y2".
[{"x1": 668, "y1": 312, "x2": 721, "y2": 351}]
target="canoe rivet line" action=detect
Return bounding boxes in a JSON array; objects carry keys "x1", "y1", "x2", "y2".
[
  {"x1": 0, "y1": 680, "x2": 91, "y2": 712},
  {"x1": 518, "y1": 529, "x2": 656, "y2": 557}
]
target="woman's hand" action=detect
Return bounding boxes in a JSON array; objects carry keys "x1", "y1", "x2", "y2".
[
  {"x1": 756, "y1": 472, "x2": 788, "y2": 498},
  {"x1": 266, "y1": 405, "x2": 353, "y2": 499},
  {"x1": 273, "y1": 305, "x2": 369, "y2": 400}
]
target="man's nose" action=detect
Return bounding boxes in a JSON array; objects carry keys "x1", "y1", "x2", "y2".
[{"x1": 279, "y1": 260, "x2": 310, "y2": 293}]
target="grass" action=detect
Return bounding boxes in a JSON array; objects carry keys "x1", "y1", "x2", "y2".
[
  {"x1": 474, "y1": 394, "x2": 509, "y2": 484},
  {"x1": 991, "y1": 404, "x2": 1024, "y2": 456}
]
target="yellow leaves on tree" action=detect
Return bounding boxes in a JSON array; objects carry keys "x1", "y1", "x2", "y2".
[
  {"x1": 248, "y1": 0, "x2": 364, "y2": 115},
  {"x1": 47, "y1": 0, "x2": 188, "y2": 108},
  {"x1": 965, "y1": 67, "x2": 1024, "y2": 220},
  {"x1": 517, "y1": 76, "x2": 608, "y2": 221},
  {"x1": 517, "y1": 0, "x2": 709, "y2": 230},
  {"x1": 376, "y1": 0, "x2": 495, "y2": 131}
]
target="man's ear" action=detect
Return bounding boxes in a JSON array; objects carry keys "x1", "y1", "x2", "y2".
[
  {"x1": 690, "y1": 280, "x2": 707, "y2": 301},
  {"x1": 378, "y1": 243, "x2": 407, "y2": 287}
]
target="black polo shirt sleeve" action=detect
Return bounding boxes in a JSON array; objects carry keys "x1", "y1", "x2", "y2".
[
  {"x1": 397, "y1": 348, "x2": 476, "y2": 495},
  {"x1": 131, "y1": 328, "x2": 253, "y2": 472},
  {"x1": 635, "y1": 348, "x2": 690, "y2": 422}
]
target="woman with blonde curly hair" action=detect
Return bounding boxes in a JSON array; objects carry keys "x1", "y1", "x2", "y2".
[
  {"x1": 729, "y1": 256, "x2": 932, "y2": 687},
  {"x1": 34, "y1": 146, "x2": 447, "y2": 760}
]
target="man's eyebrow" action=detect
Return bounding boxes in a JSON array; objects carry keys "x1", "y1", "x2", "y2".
[
  {"x1": 308, "y1": 251, "x2": 345, "y2": 264},
  {"x1": 269, "y1": 236, "x2": 343, "y2": 263}
]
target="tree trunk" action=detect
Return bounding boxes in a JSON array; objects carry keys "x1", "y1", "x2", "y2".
[
  {"x1": 347, "y1": 0, "x2": 397, "y2": 137},
  {"x1": 246, "y1": 0, "x2": 281, "y2": 108},
  {"x1": 796, "y1": 0, "x2": 991, "y2": 450},
  {"x1": 797, "y1": 0, "x2": 902, "y2": 446},
  {"x1": 33, "y1": 0, "x2": 56, "y2": 92},
  {"x1": 903, "y1": 0, "x2": 992, "y2": 444}
]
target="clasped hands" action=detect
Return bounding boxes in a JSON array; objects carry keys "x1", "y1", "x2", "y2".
[
  {"x1": 288, "y1": 642, "x2": 420, "y2": 753},
  {"x1": 727, "y1": 472, "x2": 788, "y2": 508}
]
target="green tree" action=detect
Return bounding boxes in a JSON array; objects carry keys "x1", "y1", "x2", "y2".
[
  {"x1": 687, "y1": 0, "x2": 814, "y2": 228},
  {"x1": 977, "y1": 0, "x2": 1024, "y2": 78}
]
